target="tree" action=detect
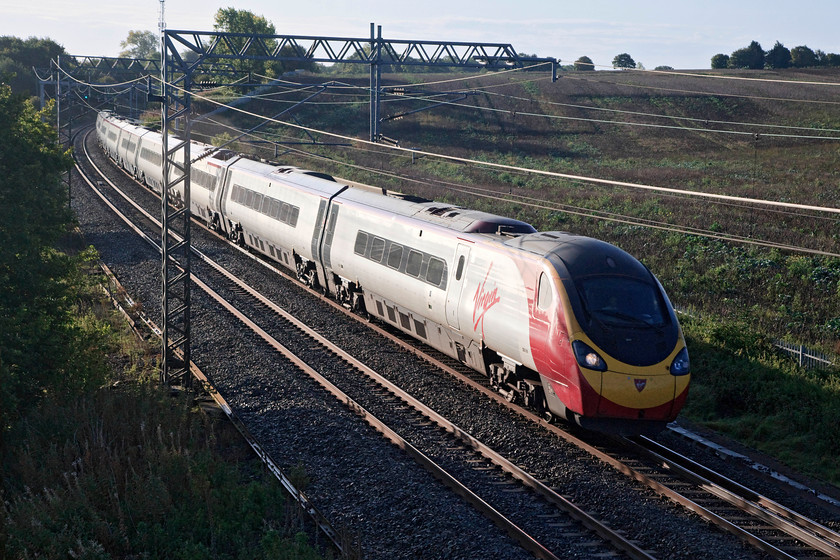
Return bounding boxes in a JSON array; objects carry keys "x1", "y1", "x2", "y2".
[
  {"x1": 0, "y1": 83, "x2": 108, "y2": 448},
  {"x1": 119, "y1": 30, "x2": 159, "y2": 60},
  {"x1": 814, "y1": 49, "x2": 828, "y2": 66},
  {"x1": 729, "y1": 41, "x2": 764, "y2": 69},
  {"x1": 765, "y1": 41, "x2": 790, "y2": 69},
  {"x1": 790, "y1": 45, "x2": 816, "y2": 68},
  {"x1": 574, "y1": 56, "x2": 594, "y2": 71},
  {"x1": 0, "y1": 36, "x2": 65, "y2": 96},
  {"x1": 612, "y1": 53, "x2": 636, "y2": 69},
  {"x1": 654, "y1": 66, "x2": 674, "y2": 71},
  {"x1": 213, "y1": 8, "x2": 276, "y2": 78},
  {"x1": 710, "y1": 53, "x2": 729, "y2": 69}
]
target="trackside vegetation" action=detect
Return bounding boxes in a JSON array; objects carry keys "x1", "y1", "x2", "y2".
[
  {"x1": 680, "y1": 317, "x2": 840, "y2": 484},
  {"x1": 0, "y1": 82, "x2": 324, "y2": 558}
]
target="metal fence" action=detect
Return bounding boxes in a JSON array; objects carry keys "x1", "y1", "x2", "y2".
[
  {"x1": 673, "y1": 305, "x2": 836, "y2": 371},
  {"x1": 773, "y1": 340, "x2": 836, "y2": 370}
]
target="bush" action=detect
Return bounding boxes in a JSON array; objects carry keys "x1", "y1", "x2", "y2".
[{"x1": 1, "y1": 383, "x2": 324, "y2": 559}]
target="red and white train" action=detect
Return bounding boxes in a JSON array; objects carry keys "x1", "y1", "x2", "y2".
[{"x1": 97, "y1": 111, "x2": 690, "y2": 434}]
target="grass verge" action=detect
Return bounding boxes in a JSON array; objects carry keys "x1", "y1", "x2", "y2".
[
  {"x1": 680, "y1": 314, "x2": 840, "y2": 485},
  {"x1": 0, "y1": 259, "x2": 325, "y2": 560}
]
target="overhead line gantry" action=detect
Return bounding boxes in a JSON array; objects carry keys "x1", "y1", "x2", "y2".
[{"x1": 149, "y1": 22, "x2": 558, "y2": 386}]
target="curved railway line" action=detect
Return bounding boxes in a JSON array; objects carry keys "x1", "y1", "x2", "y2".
[{"x1": 73, "y1": 124, "x2": 840, "y2": 559}]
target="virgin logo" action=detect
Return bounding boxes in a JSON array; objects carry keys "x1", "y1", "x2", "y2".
[{"x1": 473, "y1": 263, "x2": 500, "y2": 337}]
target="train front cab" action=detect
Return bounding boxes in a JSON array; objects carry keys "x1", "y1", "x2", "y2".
[{"x1": 532, "y1": 245, "x2": 691, "y2": 435}]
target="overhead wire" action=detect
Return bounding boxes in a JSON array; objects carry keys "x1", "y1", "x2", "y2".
[
  {"x1": 61, "y1": 66, "x2": 840, "y2": 256},
  {"x1": 560, "y1": 60, "x2": 840, "y2": 87},
  {"x1": 59, "y1": 56, "x2": 830, "y2": 143},
  {"x1": 481, "y1": 89, "x2": 840, "y2": 134},
  {"x1": 192, "y1": 117, "x2": 840, "y2": 257},
  {"x1": 562, "y1": 73, "x2": 840, "y2": 106},
  {"x1": 157, "y1": 74, "x2": 840, "y2": 216},
  {"x1": 233, "y1": 70, "x2": 840, "y2": 140}
]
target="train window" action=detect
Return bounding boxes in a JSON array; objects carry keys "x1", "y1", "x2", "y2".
[
  {"x1": 577, "y1": 276, "x2": 667, "y2": 328},
  {"x1": 354, "y1": 231, "x2": 369, "y2": 255},
  {"x1": 387, "y1": 244, "x2": 403, "y2": 269},
  {"x1": 370, "y1": 237, "x2": 385, "y2": 262},
  {"x1": 253, "y1": 194, "x2": 264, "y2": 211},
  {"x1": 289, "y1": 207, "x2": 300, "y2": 227},
  {"x1": 261, "y1": 196, "x2": 272, "y2": 215},
  {"x1": 232, "y1": 184, "x2": 242, "y2": 203},
  {"x1": 245, "y1": 190, "x2": 254, "y2": 208},
  {"x1": 406, "y1": 250, "x2": 422, "y2": 277},
  {"x1": 426, "y1": 257, "x2": 445, "y2": 286},
  {"x1": 455, "y1": 255, "x2": 465, "y2": 281},
  {"x1": 270, "y1": 199, "x2": 281, "y2": 219},
  {"x1": 538, "y1": 273, "x2": 553, "y2": 311},
  {"x1": 279, "y1": 203, "x2": 290, "y2": 223}
]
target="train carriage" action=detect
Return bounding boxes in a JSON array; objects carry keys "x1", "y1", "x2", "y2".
[
  {"x1": 218, "y1": 158, "x2": 347, "y2": 282},
  {"x1": 96, "y1": 111, "x2": 690, "y2": 434},
  {"x1": 115, "y1": 121, "x2": 149, "y2": 177}
]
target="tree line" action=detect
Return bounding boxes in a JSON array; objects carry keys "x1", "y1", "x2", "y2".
[
  {"x1": 711, "y1": 40, "x2": 840, "y2": 69},
  {"x1": 0, "y1": 36, "x2": 65, "y2": 97}
]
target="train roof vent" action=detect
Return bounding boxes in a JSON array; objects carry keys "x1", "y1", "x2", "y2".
[
  {"x1": 213, "y1": 149, "x2": 237, "y2": 161},
  {"x1": 464, "y1": 219, "x2": 537, "y2": 234},
  {"x1": 427, "y1": 206, "x2": 457, "y2": 216},
  {"x1": 302, "y1": 171, "x2": 336, "y2": 182}
]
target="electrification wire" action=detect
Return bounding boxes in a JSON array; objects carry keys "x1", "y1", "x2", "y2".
[
  {"x1": 364, "y1": 90, "x2": 840, "y2": 141},
  {"x1": 53, "y1": 60, "x2": 149, "y2": 88},
  {"x1": 562, "y1": 74, "x2": 840, "y2": 106},
  {"x1": 156, "y1": 75, "x2": 840, "y2": 217},
  {"x1": 151, "y1": 85, "x2": 840, "y2": 257},
  {"x1": 387, "y1": 61, "x2": 555, "y2": 88},
  {"x1": 482, "y1": 89, "x2": 840, "y2": 134},
  {"x1": 562, "y1": 60, "x2": 840, "y2": 87},
  {"x1": 231, "y1": 72, "x2": 840, "y2": 140},
  {"x1": 62, "y1": 55, "x2": 824, "y2": 143},
  {"x1": 254, "y1": 135, "x2": 840, "y2": 258}
]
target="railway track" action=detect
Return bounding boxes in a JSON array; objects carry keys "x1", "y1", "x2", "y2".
[
  {"x1": 74, "y1": 126, "x2": 840, "y2": 559},
  {"x1": 76, "y1": 128, "x2": 653, "y2": 558}
]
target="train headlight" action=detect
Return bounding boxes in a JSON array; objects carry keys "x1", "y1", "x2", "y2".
[
  {"x1": 670, "y1": 347, "x2": 690, "y2": 376},
  {"x1": 572, "y1": 341, "x2": 607, "y2": 371}
]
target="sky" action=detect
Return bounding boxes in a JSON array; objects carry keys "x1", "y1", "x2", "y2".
[{"x1": 3, "y1": 0, "x2": 839, "y2": 70}]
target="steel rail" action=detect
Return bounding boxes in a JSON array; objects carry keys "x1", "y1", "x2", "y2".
[
  {"x1": 631, "y1": 435, "x2": 840, "y2": 558},
  {"x1": 75, "y1": 128, "x2": 349, "y2": 558},
  {"x1": 85, "y1": 127, "x2": 839, "y2": 559},
  {"x1": 78, "y1": 130, "x2": 568, "y2": 560}
]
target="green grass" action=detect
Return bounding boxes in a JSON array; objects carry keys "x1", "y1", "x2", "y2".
[
  {"x1": 680, "y1": 315, "x2": 840, "y2": 484},
  {"x1": 0, "y1": 260, "x2": 326, "y2": 560}
]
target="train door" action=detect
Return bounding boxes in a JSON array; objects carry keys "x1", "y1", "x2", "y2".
[
  {"x1": 217, "y1": 170, "x2": 233, "y2": 237},
  {"x1": 445, "y1": 244, "x2": 471, "y2": 330},
  {"x1": 310, "y1": 187, "x2": 348, "y2": 291}
]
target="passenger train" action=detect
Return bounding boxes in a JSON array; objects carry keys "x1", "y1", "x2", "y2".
[{"x1": 96, "y1": 111, "x2": 690, "y2": 434}]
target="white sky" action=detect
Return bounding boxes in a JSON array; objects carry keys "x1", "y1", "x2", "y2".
[{"x1": 2, "y1": 0, "x2": 838, "y2": 70}]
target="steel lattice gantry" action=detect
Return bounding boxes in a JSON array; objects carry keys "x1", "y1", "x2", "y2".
[{"x1": 156, "y1": 23, "x2": 557, "y2": 386}]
